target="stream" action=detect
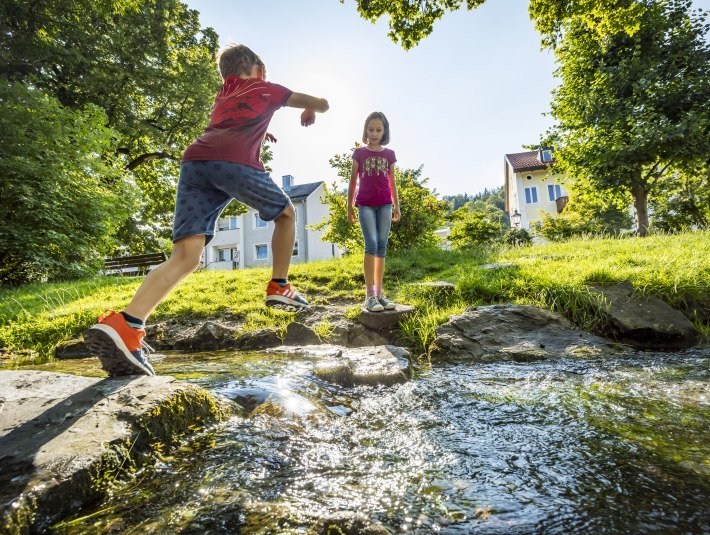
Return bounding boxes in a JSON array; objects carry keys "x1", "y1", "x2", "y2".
[{"x1": 42, "y1": 347, "x2": 709, "y2": 533}]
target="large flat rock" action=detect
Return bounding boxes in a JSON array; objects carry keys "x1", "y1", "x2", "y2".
[
  {"x1": 590, "y1": 281, "x2": 699, "y2": 349},
  {"x1": 0, "y1": 370, "x2": 230, "y2": 533},
  {"x1": 429, "y1": 304, "x2": 616, "y2": 362}
]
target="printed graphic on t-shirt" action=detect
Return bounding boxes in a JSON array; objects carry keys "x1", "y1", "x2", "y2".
[
  {"x1": 211, "y1": 82, "x2": 272, "y2": 127},
  {"x1": 362, "y1": 156, "x2": 389, "y2": 175}
]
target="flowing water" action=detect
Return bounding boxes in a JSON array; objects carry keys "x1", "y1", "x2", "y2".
[{"x1": 42, "y1": 348, "x2": 709, "y2": 533}]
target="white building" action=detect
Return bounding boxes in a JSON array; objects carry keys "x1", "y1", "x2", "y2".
[
  {"x1": 203, "y1": 175, "x2": 341, "y2": 270},
  {"x1": 504, "y1": 149, "x2": 568, "y2": 230}
]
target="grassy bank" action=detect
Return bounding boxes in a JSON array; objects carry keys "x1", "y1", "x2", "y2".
[{"x1": 1, "y1": 231, "x2": 708, "y2": 361}]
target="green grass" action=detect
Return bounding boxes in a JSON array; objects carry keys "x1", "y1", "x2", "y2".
[{"x1": 1, "y1": 231, "x2": 708, "y2": 362}]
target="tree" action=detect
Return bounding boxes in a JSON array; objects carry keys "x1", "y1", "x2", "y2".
[
  {"x1": 313, "y1": 147, "x2": 449, "y2": 252},
  {"x1": 546, "y1": 1, "x2": 710, "y2": 236},
  {"x1": 0, "y1": 81, "x2": 133, "y2": 285},
  {"x1": 1, "y1": 0, "x2": 221, "y2": 250}
]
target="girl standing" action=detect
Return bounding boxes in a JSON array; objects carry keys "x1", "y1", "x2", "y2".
[{"x1": 348, "y1": 111, "x2": 401, "y2": 312}]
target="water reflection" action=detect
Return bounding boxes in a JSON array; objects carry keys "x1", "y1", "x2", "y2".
[{"x1": 52, "y1": 349, "x2": 710, "y2": 533}]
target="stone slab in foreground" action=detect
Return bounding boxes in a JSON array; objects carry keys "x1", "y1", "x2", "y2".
[
  {"x1": 269, "y1": 344, "x2": 411, "y2": 387},
  {"x1": 0, "y1": 370, "x2": 231, "y2": 533},
  {"x1": 429, "y1": 304, "x2": 617, "y2": 362}
]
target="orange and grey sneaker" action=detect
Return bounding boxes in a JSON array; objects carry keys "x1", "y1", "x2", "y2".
[
  {"x1": 83, "y1": 311, "x2": 156, "y2": 377},
  {"x1": 265, "y1": 280, "x2": 309, "y2": 308}
]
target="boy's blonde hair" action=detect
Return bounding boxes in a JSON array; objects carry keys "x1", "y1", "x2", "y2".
[
  {"x1": 218, "y1": 44, "x2": 264, "y2": 79},
  {"x1": 362, "y1": 111, "x2": 391, "y2": 145}
]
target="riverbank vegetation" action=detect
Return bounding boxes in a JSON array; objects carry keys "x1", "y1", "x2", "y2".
[{"x1": 1, "y1": 231, "x2": 707, "y2": 362}]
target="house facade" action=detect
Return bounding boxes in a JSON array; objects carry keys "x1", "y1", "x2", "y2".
[
  {"x1": 203, "y1": 175, "x2": 341, "y2": 270},
  {"x1": 504, "y1": 149, "x2": 568, "y2": 230}
]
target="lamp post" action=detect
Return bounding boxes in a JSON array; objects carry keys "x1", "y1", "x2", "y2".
[
  {"x1": 511, "y1": 210, "x2": 522, "y2": 247},
  {"x1": 511, "y1": 210, "x2": 521, "y2": 229}
]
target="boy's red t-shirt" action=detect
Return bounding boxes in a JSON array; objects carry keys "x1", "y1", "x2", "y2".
[{"x1": 182, "y1": 76, "x2": 292, "y2": 171}]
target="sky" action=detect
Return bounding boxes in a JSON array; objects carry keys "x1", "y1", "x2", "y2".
[{"x1": 184, "y1": 0, "x2": 709, "y2": 197}]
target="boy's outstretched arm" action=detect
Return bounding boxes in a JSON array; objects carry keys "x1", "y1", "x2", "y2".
[{"x1": 286, "y1": 92, "x2": 329, "y2": 126}]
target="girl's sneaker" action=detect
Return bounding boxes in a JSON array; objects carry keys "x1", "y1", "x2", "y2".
[
  {"x1": 83, "y1": 311, "x2": 156, "y2": 377},
  {"x1": 266, "y1": 280, "x2": 309, "y2": 308},
  {"x1": 377, "y1": 294, "x2": 397, "y2": 310},
  {"x1": 364, "y1": 295, "x2": 384, "y2": 312}
]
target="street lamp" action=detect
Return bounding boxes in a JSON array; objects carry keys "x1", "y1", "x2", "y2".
[{"x1": 511, "y1": 210, "x2": 521, "y2": 229}]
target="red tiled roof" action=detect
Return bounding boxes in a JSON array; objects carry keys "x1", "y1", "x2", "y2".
[{"x1": 505, "y1": 150, "x2": 550, "y2": 172}]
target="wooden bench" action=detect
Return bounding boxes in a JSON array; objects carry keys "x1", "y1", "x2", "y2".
[{"x1": 104, "y1": 252, "x2": 167, "y2": 276}]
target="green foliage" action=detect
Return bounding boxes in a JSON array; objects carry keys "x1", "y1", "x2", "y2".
[
  {"x1": 448, "y1": 207, "x2": 502, "y2": 249},
  {"x1": 313, "y1": 148, "x2": 449, "y2": 253},
  {"x1": 536, "y1": 192, "x2": 633, "y2": 241},
  {"x1": 343, "y1": 0, "x2": 648, "y2": 50},
  {"x1": 342, "y1": 0, "x2": 486, "y2": 50},
  {"x1": 649, "y1": 162, "x2": 710, "y2": 231},
  {"x1": 0, "y1": 80, "x2": 133, "y2": 285},
  {"x1": 502, "y1": 228, "x2": 533, "y2": 247},
  {"x1": 546, "y1": 0, "x2": 710, "y2": 236},
  {"x1": 1, "y1": 0, "x2": 221, "y2": 252}
]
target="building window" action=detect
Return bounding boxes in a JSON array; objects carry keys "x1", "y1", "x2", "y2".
[
  {"x1": 292, "y1": 241, "x2": 299, "y2": 257},
  {"x1": 548, "y1": 184, "x2": 562, "y2": 201},
  {"x1": 254, "y1": 214, "x2": 267, "y2": 229},
  {"x1": 255, "y1": 244, "x2": 268, "y2": 260},
  {"x1": 218, "y1": 216, "x2": 239, "y2": 231},
  {"x1": 526, "y1": 175, "x2": 533, "y2": 181},
  {"x1": 541, "y1": 149, "x2": 552, "y2": 162},
  {"x1": 525, "y1": 187, "x2": 538, "y2": 204},
  {"x1": 217, "y1": 248, "x2": 238, "y2": 262}
]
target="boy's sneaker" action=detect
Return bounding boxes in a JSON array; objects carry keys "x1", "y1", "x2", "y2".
[
  {"x1": 364, "y1": 295, "x2": 384, "y2": 312},
  {"x1": 377, "y1": 294, "x2": 397, "y2": 310},
  {"x1": 83, "y1": 311, "x2": 156, "y2": 377},
  {"x1": 265, "y1": 280, "x2": 309, "y2": 308}
]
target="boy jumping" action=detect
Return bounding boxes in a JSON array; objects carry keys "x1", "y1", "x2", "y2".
[{"x1": 84, "y1": 44, "x2": 329, "y2": 377}]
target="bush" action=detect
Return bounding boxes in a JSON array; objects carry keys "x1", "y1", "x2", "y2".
[
  {"x1": 448, "y1": 208, "x2": 502, "y2": 249},
  {"x1": 0, "y1": 80, "x2": 134, "y2": 285},
  {"x1": 502, "y1": 228, "x2": 533, "y2": 246}
]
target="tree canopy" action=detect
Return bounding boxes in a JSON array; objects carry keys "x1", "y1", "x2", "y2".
[
  {"x1": 343, "y1": 0, "x2": 649, "y2": 50},
  {"x1": 0, "y1": 81, "x2": 133, "y2": 284},
  {"x1": 1, "y1": 0, "x2": 221, "y2": 251},
  {"x1": 546, "y1": 0, "x2": 710, "y2": 236}
]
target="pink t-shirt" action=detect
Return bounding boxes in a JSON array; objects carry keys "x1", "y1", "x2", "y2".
[
  {"x1": 182, "y1": 77, "x2": 292, "y2": 171},
  {"x1": 353, "y1": 147, "x2": 397, "y2": 206}
]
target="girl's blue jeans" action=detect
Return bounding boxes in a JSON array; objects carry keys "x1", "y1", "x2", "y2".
[{"x1": 358, "y1": 204, "x2": 393, "y2": 258}]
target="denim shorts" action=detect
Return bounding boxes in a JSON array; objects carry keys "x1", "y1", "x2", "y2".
[
  {"x1": 173, "y1": 160, "x2": 291, "y2": 244},
  {"x1": 358, "y1": 204, "x2": 393, "y2": 258}
]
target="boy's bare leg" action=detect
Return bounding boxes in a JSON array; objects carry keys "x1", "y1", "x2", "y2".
[
  {"x1": 374, "y1": 257, "x2": 385, "y2": 288},
  {"x1": 364, "y1": 254, "x2": 376, "y2": 287},
  {"x1": 124, "y1": 234, "x2": 205, "y2": 321},
  {"x1": 271, "y1": 204, "x2": 296, "y2": 279}
]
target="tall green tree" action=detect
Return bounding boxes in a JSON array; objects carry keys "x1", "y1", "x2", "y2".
[
  {"x1": 1, "y1": 0, "x2": 221, "y2": 250},
  {"x1": 0, "y1": 81, "x2": 133, "y2": 285},
  {"x1": 547, "y1": 1, "x2": 709, "y2": 236},
  {"x1": 313, "y1": 148, "x2": 449, "y2": 252}
]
